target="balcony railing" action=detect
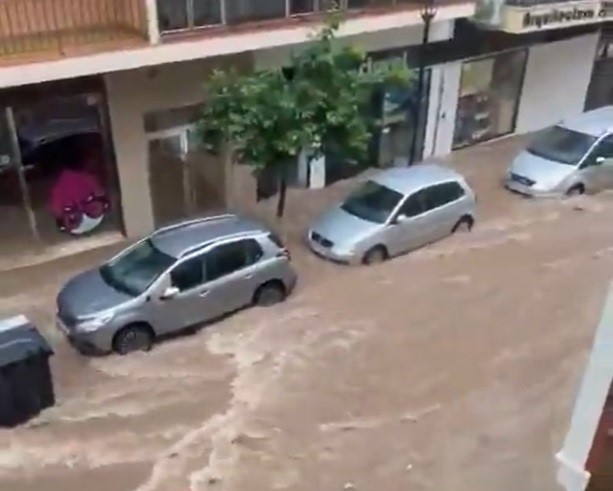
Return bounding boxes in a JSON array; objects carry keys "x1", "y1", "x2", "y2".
[
  {"x1": 0, "y1": 0, "x2": 149, "y2": 60},
  {"x1": 505, "y1": 0, "x2": 584, "y2": 6},
  {"x1": 156, "y1": 0, "x2": 424, "y2": 34}
]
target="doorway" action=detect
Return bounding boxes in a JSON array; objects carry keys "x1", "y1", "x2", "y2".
[
  {"x1": 377, "y1": 69, "x2": 431, "y2": 168},
  {"x1": 145, "y1": 104, "x2": 225, "y2": 228},
  {"x1": 0, "y1": 92, "x2": 122, "y2": 257},
  {"x1": 584, "y1": 29, "x2": 613, "y2": 111}
]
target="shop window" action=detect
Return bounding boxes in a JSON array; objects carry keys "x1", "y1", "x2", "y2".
[
  {"x1": 156, "y1": 0, "x2": 222, "y2": 32},
  {"x1": 347, "y1": 0, "x2": 394, "y2": 7},
  {"x1": 453, "y1": 49, "x2": 527, "y2": 150},
  {"x1": 0, "y1": 95, "x2": 122, "y2": 253},
  {"x1": 377, "y1": 69, "x2": 431, "y2": 167},
  {"x1": 224, "y1": 0, "x2": 287, "y2": 24},
  {"x1": 144, "y1": 103, "x2": 204, "y2": 133},
  {"x1": 290, "y1": 0, "x2": 338, "y2": 13}
]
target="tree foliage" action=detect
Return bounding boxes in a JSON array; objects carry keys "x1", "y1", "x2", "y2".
[{"x1": 198, "y1": 11, "x2": 412, "y2": 216}]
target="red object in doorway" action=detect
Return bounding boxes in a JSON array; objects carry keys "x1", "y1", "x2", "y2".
[{"x1": 48, "y1": 168, "x2": 108, "y2": 233}]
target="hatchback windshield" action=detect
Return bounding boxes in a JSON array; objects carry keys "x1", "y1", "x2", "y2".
[
  {"x1": 341, "y1": 180, "x2": 403, "y2": 223},
  {"x1": 527, "y1": 126, "x2": 597, "y2": 165},
  {"x1": 100, "y1": 239, "x2": 175, "y2": 296}
]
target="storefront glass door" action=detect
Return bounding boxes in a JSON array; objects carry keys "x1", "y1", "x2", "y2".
[
  {"x1": 146, "y1": 104, "x2": 226, "y2": 227},
  {"x1": 585, "y1": 33, "x2": 613, "y2": 111},
  {"x1": 452, "y1": 49, "x2": 527, "y2": 150},
  {"x1": 377, "y1": 69, "x2": 431, "y2": 167}
]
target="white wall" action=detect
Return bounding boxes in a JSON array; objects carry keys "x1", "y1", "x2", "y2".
[
  {"x1": 105, "y1": 55, "x2": 252, "y2": 237},
  {"x1": 254, "y1": 20, "x2": 454, "y2": 69},
  {"x1": 428, "y1": 61, "x2": 462, "y2": 157},
  {"x1": 515, "y1": 33, "x2": 599, "y2": 134},
  {"x1": 556, "y1": 281, "x2": 613, "y2": 491}
]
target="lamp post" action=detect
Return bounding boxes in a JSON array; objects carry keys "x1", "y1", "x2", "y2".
[{"x1": 408, "y1": 0, "x2": 438, "y2": 165}]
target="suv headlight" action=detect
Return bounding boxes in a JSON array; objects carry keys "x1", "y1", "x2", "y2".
[{"x1": 76, "y1": 312, "x2": 114, "y2": 332}]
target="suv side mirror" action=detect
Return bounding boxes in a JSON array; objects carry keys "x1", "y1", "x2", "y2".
[
  {"x1": 160, "y1": 286, "x2": 179, "y2": 300},
  {"x1": 595, "y1": 156, "x2": 605, "y2": 165}
]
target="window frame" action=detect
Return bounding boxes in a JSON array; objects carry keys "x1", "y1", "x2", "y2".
[
  {"x1": 203, "y1": 237, "x2": 264, "y2": 282},
  {"x1": 169, "y1": 254, "x2": 206, "y2": 292},
  {"x1": 156, "y1": 0, "x2": 379, "y2": 34},
  {"x1": 452, "y1": 48, "x2": 528, "y2": 150},
  {"x1": 394, "y1": 188, "x2": 428, "y2": 220},
  {"x1": 580, "y1": 134, "x2": 613, "y2": 169},
  {"x1": 423, "y1": 181, "x2": 466, "y2": 210},
  {"x1": 156, "y1": 0, "x2": 224, "y2": 33}
]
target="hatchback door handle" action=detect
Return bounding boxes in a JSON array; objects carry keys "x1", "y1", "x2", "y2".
[
  {"x1": 199, "y1": 290, "x2": 209, "y2": 297},
  {"x1": 243, "y1": 274, "x2": 253, "y2": 279}
]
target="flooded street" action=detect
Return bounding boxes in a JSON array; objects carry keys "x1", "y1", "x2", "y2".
[{"x1": 1, "y1": 138, "x2": 612, "y2": 491}]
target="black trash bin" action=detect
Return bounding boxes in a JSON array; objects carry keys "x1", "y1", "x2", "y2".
[{"x1": 0, "y1": 315, "x2": 55, "y2": 427}]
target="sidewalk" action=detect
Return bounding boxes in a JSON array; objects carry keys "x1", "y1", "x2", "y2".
[
  {"x1": 0, "y1": 134, "x2": 529, "y2": 280},
  {"x1": 241, "y1": 134, "x2": 530, "y2": 244}
]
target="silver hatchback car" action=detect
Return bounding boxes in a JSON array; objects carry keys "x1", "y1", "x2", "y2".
[
  {"x1": 506, "y1": 106, "x2": 613, "y2": 197},
  {"x1": 56, "y1": 214, "x2": 296, "y2": 355},
  {"x1": 307, "y1": 163, "x2": 476, "y2": 265}
]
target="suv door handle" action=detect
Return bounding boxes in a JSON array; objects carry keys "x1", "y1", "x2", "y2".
[
  {"x1": 199, "y1": 289, "x2": 209, "y2": 297},
  {"x1": 243, "y1": 274, "x2": 253, "y2": 279}
]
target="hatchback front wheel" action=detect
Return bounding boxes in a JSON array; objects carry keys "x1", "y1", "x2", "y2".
[
  {"x1": 112, "y1": 324, "x2": 154, "y2": 355},
  {"x1": 362, "y1": 246, "x2": 388, "y2": 265}
]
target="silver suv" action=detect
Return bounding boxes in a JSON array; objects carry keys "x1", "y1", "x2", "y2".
[{"x1": 56, "y1": 214, "x2": 296, "y2": 355}]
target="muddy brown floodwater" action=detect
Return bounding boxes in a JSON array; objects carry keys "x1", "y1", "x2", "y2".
[{"x1": 0, "y1": 137, "x2": 612, "y2": 491}]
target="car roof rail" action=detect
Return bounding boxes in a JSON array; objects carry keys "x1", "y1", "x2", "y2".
[
  {"x1": 179, "y1": 230, "x2": 261, "y2": 258},
  {"x1": 154, "y1": 214, "x2": 236, "y2": 236}
]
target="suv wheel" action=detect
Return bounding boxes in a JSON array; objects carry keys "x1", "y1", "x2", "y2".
[
  {"x1": 113, "y1": 324, "x2": 154, "y2": 355},
  {"x1": 254, "y1": 282, "x2": 286, "y2": 306}
]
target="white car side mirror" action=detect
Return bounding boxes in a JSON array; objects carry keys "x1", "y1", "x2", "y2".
[
  {"x1": 596, "y1": 156, "x2": 606, "y2": 165},
  {"x1": 160, "y1": 286, "x2": 179, "y2": 300},
  {"x1": 395, "y1": 214, "x2": 410, "y2": 224}
]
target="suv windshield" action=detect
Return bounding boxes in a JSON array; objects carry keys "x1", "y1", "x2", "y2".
[
  {"x1": 341, "y1": 180, "x2": 403, "y2": 224},
  {"x1": 527, "y1": 126, "x2": 597, "y2": 165},
  {"x1": 100, "y1": 239, "x2": 175, "y2": 296}
]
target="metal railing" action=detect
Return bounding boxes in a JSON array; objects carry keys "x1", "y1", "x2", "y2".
[
  {"x1": 0, "y1": 0, "x2": 149, "y2": 57},
  {"x1": 505, "y1": 0, "x2": 587, "y2": 6},
  {"x1": 156, "y1": 0, "x2": 442, "y2": 35}
]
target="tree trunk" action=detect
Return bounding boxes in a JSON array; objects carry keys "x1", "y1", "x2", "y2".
[
  {"x1": 276, "y1": 172, "x2": 287, "y2": 219},
  {"x1": 222, "y1": 144, "x2": 235, "y2": 210}
]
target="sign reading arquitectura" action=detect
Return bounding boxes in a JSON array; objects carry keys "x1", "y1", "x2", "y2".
[{"x1": 473, "y1": 0, "x2": 613, "y2": 33}]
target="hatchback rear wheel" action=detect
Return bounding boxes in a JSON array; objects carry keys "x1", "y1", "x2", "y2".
[{"x1": 254, "y1": 281, "x2": 286, "y2": 306}]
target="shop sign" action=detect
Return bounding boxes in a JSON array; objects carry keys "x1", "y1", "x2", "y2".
[{"x1": 474, "y1": 0, "x2": 613, "y2": 33}]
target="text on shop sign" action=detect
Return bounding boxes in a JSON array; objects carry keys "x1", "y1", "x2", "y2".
[{"x1": 523, "y1": 2, "x2": 613, "y2": 28}]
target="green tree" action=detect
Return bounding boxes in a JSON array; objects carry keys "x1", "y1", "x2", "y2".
[{"x1": 198, "y1": 11, "x2": 412, "y2": 219}]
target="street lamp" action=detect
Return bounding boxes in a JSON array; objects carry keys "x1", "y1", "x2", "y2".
[{"x1": 408, "y1": 0, "x2": 438, "y2": 165}]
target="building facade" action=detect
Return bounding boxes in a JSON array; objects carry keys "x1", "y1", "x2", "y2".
[
  {"x1": 0, "y1": 0, "x2": 610, "y2": 261},
  {"x1": 0, "y1": 0, "x2": 475, "y2": 260}
]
